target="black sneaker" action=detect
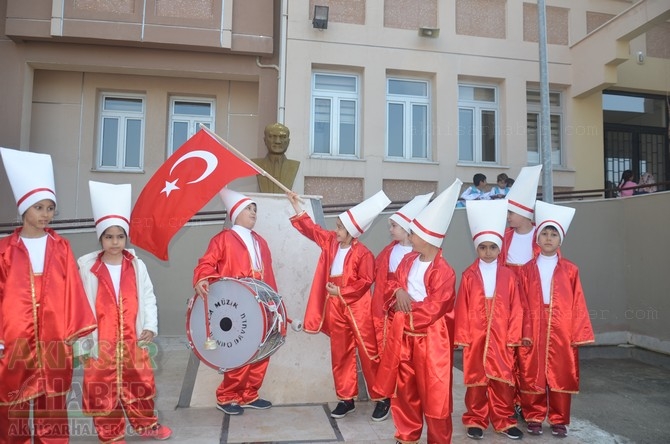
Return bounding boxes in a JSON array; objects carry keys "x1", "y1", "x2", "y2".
[
  {"x1": 242, "y1": 398, "x2": 272, "y2": 409},
  {"x1": 500, "y1": 426, "x2": 524, "y2": 440},
  {"x1": 330, "y1": 399, "x2": 355, "y2": 418},
  {"x1": 515, "y1": 404, "x2": 525, "y2": 422},
  {"x1": 216, "y1": 402, "x2": 243, "y2": 415},
  {"x1": 467, "y1": 427, "x2": 484, "y2": 439},
  {"x1": 371, "y1": 398, "x2": 391, "y2": 421}
]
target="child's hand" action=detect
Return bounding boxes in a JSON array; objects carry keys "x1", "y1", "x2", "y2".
[
  {"x1": 325, "y1": 282, "x2": 339, "y2": 296},
  {"x1": 138, "y1": 330, "x2": 155, "y2": 343},
  {"x1": 394, "y1": 289, "x2": 413, "y2": 313},
  {"x1": 195, "y1": 279, "x2": 209, "y2": 297},
  {"x1": 286, "y1": 191, "x2": 304, "y2": 214}
]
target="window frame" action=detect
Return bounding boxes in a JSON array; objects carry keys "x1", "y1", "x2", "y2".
[
  {"x1": 310, "y1": 72, "x2": 360, "y2": 158},
  {"x1": 457, "y1": 83, "x2": 499, "y2": 165},
  {"x1": 96, "y1": 93, "x2": 146, "y2": 172},
  {"x1": 167, "y1": 97, "x2": 216, "y2": 156},
  {"x1": 386, "y1": 77, "x2": 431, "y2": 161},
  {"x1": 526, "y1": 89, "x2": 563, "y2": 166}
]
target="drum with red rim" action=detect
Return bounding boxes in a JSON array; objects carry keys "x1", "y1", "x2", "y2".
[{"x1": 186, "y1": 277, "x2": 288, "y2": 371}]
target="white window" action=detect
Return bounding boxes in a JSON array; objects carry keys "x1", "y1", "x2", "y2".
[
  {"x1": 458, "y1": 84, "x2": 498, "y2": 164},
  {"x1": 527, "y1": 90, "x2": 562, "y2": 166},
  {"x1": 311, "y1": 73, "x2": 359, "y2": 157},
  {"x1": 386, "y1": 78, "x2": 430, "y2": 160},
  {"x1": 168, "y1": 98, "x2": 215, "y2": 156},
  {"x1": 97, "y1": 94, "x2": 145, "y2": 171}
]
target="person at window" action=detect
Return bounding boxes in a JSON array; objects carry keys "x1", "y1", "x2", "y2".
[
  {"x1": 636, "y1": 172, "x2": 656, "y2": 194},
  {"x1": 490, "y1": 173, "x2": 511, "y2": 199},
  {"x1": 252, "y1": 123, "x2": 300, "y2": 194},
  {"x1": 618, "y1": 170, "x2": 637, "y2": 197},
  {"x1": 461, "y1": 173, "x2": 492, "y2": 201}
]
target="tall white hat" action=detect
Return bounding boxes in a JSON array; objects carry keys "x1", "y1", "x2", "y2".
[
  {"x1": 534, "y1": 200, "x2": 575, "y2": 245},
  {"x1": 466, "y1": 199, "x2": 507, "y2": 249},
  {"x1": 1, "y1": 147, "x2": 57, "y2": 215},
  {"x1": 410, "y1": 179, "x2": 462, "y2": 248},
  {"x1": 506, "y1": 165, "x2": 542, "y2": 219},
  {"x1": 219, "y1": 188, "x2": 256, "y2": 225},
  {"x1": 389, "y1": 192, "x2": 434, "y2": 233},
  {"x1": 339, "y1": 190, "x2": 391, "y2": 238},
  {"x1": 89, "y1": 181, "x2": 131, "y2": 239}
]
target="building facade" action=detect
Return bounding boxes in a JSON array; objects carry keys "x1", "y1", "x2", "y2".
[{"x1": 0, "y1": 0, "x2": 669, "y2": 221}]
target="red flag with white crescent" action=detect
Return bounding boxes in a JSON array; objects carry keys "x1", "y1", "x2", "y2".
[{"x1": 130, "y1": 129, "x2": 260, "y2": 260}]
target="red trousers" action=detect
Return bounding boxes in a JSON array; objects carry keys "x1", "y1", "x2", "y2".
[
  {"x1": 0, "y1": 394, "x2": 68, "y2": 444},
  {"x1": 93, "y1": 398, "x2": 157, "y2": 442},
  {"x1": 216, "y1": 358, "x2": 270, "y2": 404},
  {"x1": 462, "y1": 381, "x2": 516, "y2": 432},
  {"x1": 520, "y1": 388, "x2": 571, "y2": 425},
  {"x1": 392, "y1": 359, "x2": 453, "y2": 444}
]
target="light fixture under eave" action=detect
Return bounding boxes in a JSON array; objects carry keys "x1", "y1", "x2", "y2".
[
  {"x1": 313, "y1": 5, "x2": 329, "y2": 30},
  {"x1": 418, "y1": 27, "x2": 440, "y2": 38}
]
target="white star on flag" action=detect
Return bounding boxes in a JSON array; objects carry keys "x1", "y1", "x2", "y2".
[{"x1": 161, "y1": 179, "x2": 180, "y2": 196}]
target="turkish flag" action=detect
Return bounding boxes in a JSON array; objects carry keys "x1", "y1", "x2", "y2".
[{"x1": 130, "y1": 129, "x2": 260, "y2": 260}]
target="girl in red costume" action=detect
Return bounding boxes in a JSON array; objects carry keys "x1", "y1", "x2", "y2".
[
  {"x1": 374, "y1": 179, "x2": 461, "y2": 444},
  {"x1": 193, "y1": 188, "x2": 277, "y2": 415},
  {"x1": 517, "y1": 201, "x2": 594, "y2": 438},
  {"x1": 78, "y1": 181, "x2": 172, "y2": 442},
  {"x1": 0, "y1": 147, "x2": 97, "y2": 444},
  {"x1": 287, "y1": 190, "x2": 391, "y2": 421},
  {"x1": 455, "y1": 200, "x2": 524, "y2": 440}
]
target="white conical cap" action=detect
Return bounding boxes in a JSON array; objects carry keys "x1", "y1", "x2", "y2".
[
  {"x1": 219, "y1": 188, "x2": 256, "y2": 225},
  {"x1": 1, "y1": 147, "x2": 57, "y2": 215},
  {"x1": 466, "y1": 199, "x2": 507, "y2": 249},
  {"x1": 389, "y1": 192, "x2": 434, "y2": 233},
  {"x1": 506, "y1": 165, "x2": 542, "y2": 219},
  {"x1": 89, "y1": 180, "x2": 131, "y2": 239},
  {"x1": 410, "y1": 179, "x2": 462, "y2": 247},
  {"x1": 534, "y1": 200, "x2": 575, "y2": 245},
  {"x1": 339, "y1": 190, "x2": 391, "y2": 238}
]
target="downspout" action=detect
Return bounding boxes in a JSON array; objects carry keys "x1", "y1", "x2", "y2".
[{"x1": 256, "y1": 0, "x2": 287, "y2": 124}]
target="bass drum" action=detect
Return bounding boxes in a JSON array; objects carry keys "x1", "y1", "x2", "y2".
[{"x1": 186, "y1": 277, "x2": 288, "y2": 372}]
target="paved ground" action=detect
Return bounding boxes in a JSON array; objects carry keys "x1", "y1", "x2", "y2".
[{"x1": 64, "y1": 339, "x2": 669, "y2": 443}]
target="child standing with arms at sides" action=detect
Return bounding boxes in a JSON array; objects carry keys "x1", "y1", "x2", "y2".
[
  {"x1": 0, "y1": 147, "x2": 97, "y2": 443},
  {"x1": 193, "y1": 188, "x2": 277, "y2": 415},
  {"x1": 490, "y1": 173, "x2": 510, "y2": 199},
  {"x1": 517, "y1": 201, "x2": 594, "y2": 438},
  {"x1": 460, "y1": 173, "x2": 491, "y2": 201},
  {"x1": 372, "y1": 192, "x2": 433, "y2": 358},
  {"x1": 455, "y1": 200, "x2": 524, "y2": 440},
  {"x1": 286, "y1": 190, "x2": 391, "y2": 421},
  {"x1": 78, "y1": 181, "x2": 172, "y2": 442},
  {"x1": 374, "y1": 179, "x2": 462, "y2": 444}
]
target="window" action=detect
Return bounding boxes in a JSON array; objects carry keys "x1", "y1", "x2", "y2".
[
  {"x1": 97, "y1": 94, "x2": 145, "y2": 171},
  {"x1": 168, "y1": 98, "x2": 215, "y2": 156},
  {"x1": 386, "y1": 78, "x2": 430, "y2": 160},
  {"x1": 311, "y1": 73, "x2": 359, "y2": 156},
  {"x1": 527, "y1": 90, "x2": 562, "y2": 165},
  {"x1": 458, "y1": 85, "x2": 498, "y2": 163}
]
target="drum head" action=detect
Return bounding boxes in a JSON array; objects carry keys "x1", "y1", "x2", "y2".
[{"x1": 187, "y1": 279, "x2": 264, "y2": 371}]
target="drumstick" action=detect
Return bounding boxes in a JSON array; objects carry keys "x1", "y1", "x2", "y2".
[
  {"x1": 201, "y1": 292, "x2": 218, "y2": 350},
  {"x1": 287, "y1": 317, "x2": 303, "y2": 332}
]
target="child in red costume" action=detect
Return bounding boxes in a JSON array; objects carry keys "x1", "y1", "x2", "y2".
[
  {"x1": 193, "y1": 188, "x2": 277, "y2": 415},
  {"x1": 0, "y1": 147, "x2": 97, "y2": 443},
  {"x1": 78, "y1": 181, "x2": 172, "y2": 442},
  {"x1": 287, "y1": 190, "x2": 391, "y2": 421},
  {"x1": 517, "y1": 201, "x2": 594, "y2": 438},
  {"x1": 374, "y1": 179, "x2": 461, "y2": 444},
  {"x1": 455, "y1": 200, "x2": 524, "y2": 440}
]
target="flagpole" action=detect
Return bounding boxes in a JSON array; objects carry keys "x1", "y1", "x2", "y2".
[{"x1": 199, "y1": 124, "x2": 298, "y2": 197}]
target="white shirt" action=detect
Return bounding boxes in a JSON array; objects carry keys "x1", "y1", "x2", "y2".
[
  {"x1": 407, "y1": 258, "x2": 430, "y2": 302},
  {"x1": 537, "y1": 253, "x2": 558, "y2": 304},
  {"x1": 330, "y1": 245, "x2": 350, "y2": 276},
  {"x1": 478, "y1": 258, "x2": 498, "y2": 298},
  {"x1": 20, "y1": 235, "x2": 47, "y2": 273},
  {"x1": 105, "y1": 263, "x2": 122, "y2": 303},
  {"x1": 507, "y1": 230, "x2": 535, "y2": 265},
  {"x1": 232, "y1": 225, "x2": 261, "y2": 269},
  {"x1": 389, "y1": 244, "x2": 412, "y2": 273}
]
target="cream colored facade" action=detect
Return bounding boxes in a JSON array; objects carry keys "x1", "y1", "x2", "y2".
[{"x1": 284, "y1": 0, "x2": 670, "y2": 204}]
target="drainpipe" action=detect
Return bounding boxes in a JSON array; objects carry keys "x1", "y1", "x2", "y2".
[
  {"x1": 538, "y1": 0, "x2": 554, "y2": 203},
  {"x1": 256, "y1": 0, "x2": 287, "y2": 124}
]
